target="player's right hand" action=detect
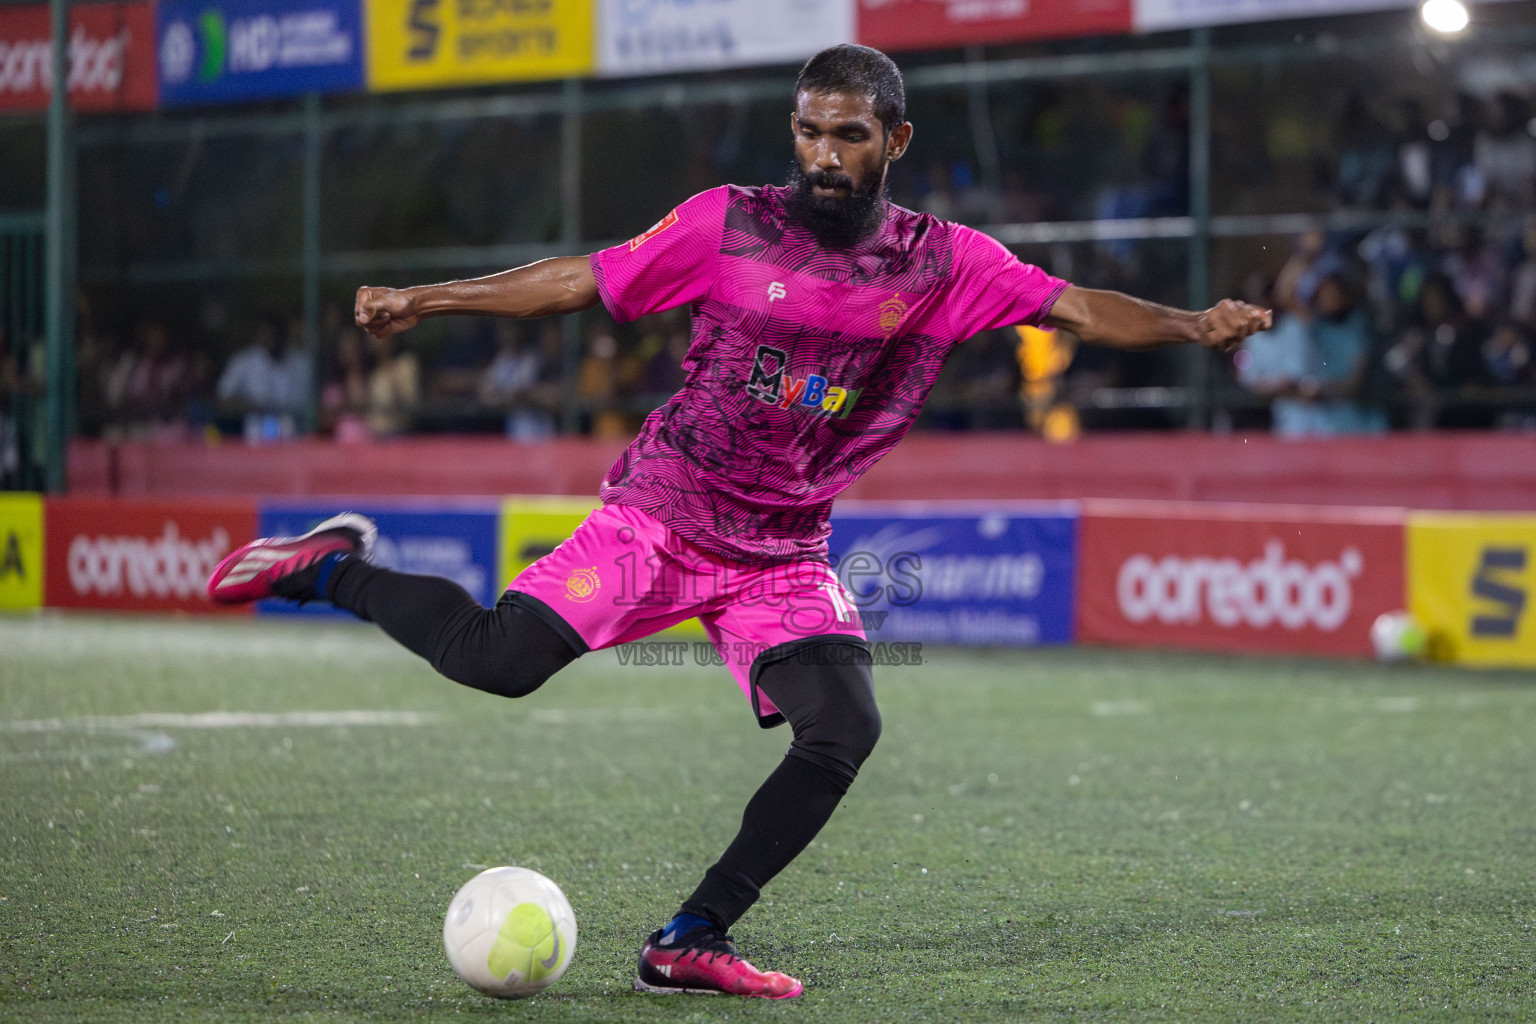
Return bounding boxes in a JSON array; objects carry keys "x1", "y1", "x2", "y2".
[{"x1": 355, "y1": 286, "x2": 420, "y2": 338}]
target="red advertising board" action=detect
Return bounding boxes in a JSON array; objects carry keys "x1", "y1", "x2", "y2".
[
  {"x1": 0, "y1": 1, "x2": 157, "y2": 112},
  {"x1": 44, "y1": 498, "x2": 257, "y2": 614},
  {"x1": 857, "y1": 0, "x2": 1132, "y2": 53},
  {"x1": 1077, "y1": 500, "x2": 1406, "y2": 657}
]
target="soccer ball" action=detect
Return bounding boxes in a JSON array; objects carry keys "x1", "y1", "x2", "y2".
[
  {"x1": 442, "y1": 866, "x2": 577, "y2": 998},
  {"x1": 1370, "y1": 610, "x2": 1427, "y2": 662}
]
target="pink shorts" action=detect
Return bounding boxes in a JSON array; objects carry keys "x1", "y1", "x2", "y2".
[{"x1": 504, "y1": 503, "x2": 866, "y2": 726}]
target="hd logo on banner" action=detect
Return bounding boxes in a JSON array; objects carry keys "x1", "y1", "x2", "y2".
[
  {"x1": 828, "y1": 505, "x2": 1078, "y2": 646},
  {"x1": 258, "y1": 502, "x2": 501, "y2": 617},
  {"x1": 1408, "y1": 513, "x2": 1536, "y2": 668},
  {"x1": 367, "y1": 0, "x2": 592, "y2": 92},
  {"x1": 157, "y1": 0, "x2": 364, "y2": 105}
]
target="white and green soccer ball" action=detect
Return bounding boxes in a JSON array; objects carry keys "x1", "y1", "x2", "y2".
[
  {"x1": 1371, "y1": 610, "x2": 1428, "y2": 662},
  {"x1": 443, "y1": 866, "x2": 576, "y2": 998}
]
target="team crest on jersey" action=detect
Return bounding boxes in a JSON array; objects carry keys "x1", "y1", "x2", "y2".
[
  {"x1": 628, "y1": 209, "x2": 679, "y2": 252},
  {"x1": 878, "y1": 294, "x2": 908, "y2": 338},
  {"x1": 565, "y1": 566, "x2": 601, "y2": 602},
  {"x1": 745, "y1": 345, "x2": 862, "y2": 418}
]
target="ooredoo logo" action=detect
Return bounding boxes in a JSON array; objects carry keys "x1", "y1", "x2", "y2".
[
  {"x1": 1116, "y1": 541, "x2": 1363, "y2": 632},
  {"x1": 0, "y1": 25, "x2": 130, "y2": 96},
  {"x1": 67, "y1": 522, "x2": 232, "y2": 599}
]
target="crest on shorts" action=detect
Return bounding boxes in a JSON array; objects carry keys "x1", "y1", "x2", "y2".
[
  {"x1": 565, "y1": 566, "x2": 601, "y2": 602},
  {"x1": 877, "y1": 294, "x2": 908, "y2": 338}
]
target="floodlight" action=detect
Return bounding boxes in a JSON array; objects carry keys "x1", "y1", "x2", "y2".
[{"x1": 1421, "y1": 0, "x2": 1470, "y2": 34}]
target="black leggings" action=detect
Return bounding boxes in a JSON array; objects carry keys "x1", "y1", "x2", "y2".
[{"x1": 326, "y1": 558, "x2": 880, "y2": 929}]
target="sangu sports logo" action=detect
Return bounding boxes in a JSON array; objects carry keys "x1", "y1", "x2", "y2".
[{"x1": 745, "y1": 345, "x2": 862, "y2": 418}]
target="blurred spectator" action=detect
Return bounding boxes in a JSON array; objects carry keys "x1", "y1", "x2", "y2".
[
  {"x1": 1473, "y1": 93, "x2": 1536, "y2": 210},
  {"x1": 429, "y1": 319, "x2": 496, "y2": 401},
  {"x1": 0, "y1": 327, "x2": 39, "y2": 486},
  {"x1": 1305, "y1": 272, "x2": 1388, "y2": 434},
  {"x1": 106, "y1": 321, "x2": 192, "y2": 440},
  {"x1": 1240, "y1": 270, "x2": 1386, "y2": 436},
  {"x1": 1508, "y1": 216, "x2": 1536, "y2": 328},
  {"x1": 640, "y1": 326, "x2": 690, "y2": 397},
  {"x1": 321, "y1": 329, "x2": 371, "y2": 442},
  {"x1": 217, "y1": 318, "x2": 303, "y2": 442},
  {"x1": 478, "y1": 321, "x2": 555, "y2": 441},
  {"x1": 1381, "y1": 274, "x2": 1477, "y2": 428},
  {"x1": 576, "y1": 327, "x2": 636, "y2": 439},
  {"x1": 282, "y1": 317, "x2": 314, "y2": 414},
  {"x1": 1482, "y1": 321, "x2": 1532, "y2": 387},
  {"x1": 1438, "y1": 222, "x2": 1505, "y2": 324},
  {"x1": 365, "y1": 332, "x2": 420, "y2": 437},
  {"x1": 1395, "y1": 98, "x2": 1434, "y2": 206},
  {"x1": 1237, "y1": 279, "x2": 1317, "y2": 437},
  {"x1": 1334, "y1": 93, "x2": 1396, "y2": 209}
]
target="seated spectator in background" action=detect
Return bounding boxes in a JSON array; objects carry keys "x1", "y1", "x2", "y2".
[
  {"x1": 1473, "y1": 92, "x2": 1536, "y2": 210},
  {"x1": 1483, "y1": 322, "x2": 1536, "y2": 429},
  {"x1": 1304, "y1": 272, "x2": 1388, "y2": 434},
  {"x1": 1237, "y1": 281, "x2": 1318, "y2": 437},
  {"x1": 321, "y1": 329, "x2": 371, "y2": 442},
  {"x1": 478, "y1": 321, "x2": 554, "y2": 442},
  {"x1": 1439, "y1": 221, "x2": 1505, "y2": 325},
  {"x1": 1508, "y1": 215, "x2": 1536, "y2": 329},
  {"x1": 640, "y1": 328, "x2": 689, "y2": 397},
  {"x1": 575, "y1": 328, "x2": 636, "y2": 439},
  {"x1": 282, "y1": 318, "x2": 313, "y2": 414},
  {"x1": 109, "y1": 321, "x2": 192, "y2": 441},
  {"x1": 1240, "y1": 269, "x2": 1386, "y2": 436},
  {"x1": 1482, "y1": 321, "x2": 1532, "y2": 387},
  {"x1": 366, "y1": 332, "x2": 419, "y2": 437},
  {"x1": 217, "y1": 318, "x2": 300, "y2": 442},
  {"x1": 429, "y1": 320, "x2": 497, "y2": 401},
  {"x1": 1382, "y1": 273, "x2": 1481, "y2": 428}
]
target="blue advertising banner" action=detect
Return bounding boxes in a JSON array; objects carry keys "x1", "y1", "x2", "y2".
[
  {"x1": 828, "y1": 504, "x2": 1079, "y2": 646},
  {"x1": 256, "y1": 502, "x2": 501, "y2": 617},
  {"x1": 156, "y1": 0, "x2": 364, "y2": 106}
]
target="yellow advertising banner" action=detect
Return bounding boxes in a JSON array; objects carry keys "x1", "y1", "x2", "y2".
[
  {"x1": 497, "y1": 495, "x2": 702, "y2": 638},
  {"x1": 367, "y1": 0, "x2": 593, "y2": 91},
  {"x1": 0, "y1": 493, "x2": 44, "y2": 611},
  {"x1": 1407, "y1": 512, "x2": 1536, "y2": 667},
  {"x1": 498, "y1": 495, "x2": 599, "y2": 588}
]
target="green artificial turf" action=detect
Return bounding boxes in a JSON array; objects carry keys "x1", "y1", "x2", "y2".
[{"x1": 1, "y1": 613, "x2": 1532, "y2": 1022}]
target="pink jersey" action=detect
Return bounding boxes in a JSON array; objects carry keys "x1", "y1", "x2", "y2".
[{"x1": 590, "y1": 184, "x2": 1070, "y2": 565}]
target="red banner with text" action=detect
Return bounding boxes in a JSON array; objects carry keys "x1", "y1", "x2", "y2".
[
  {"x1": 0, "y1": 1, "x2": 157, "y2": 112},
  {"x1": 857, "y1": 0, "x2": 1132, "y2": 53},
  {"x1": 1077, "y1": 500, "x2": 1406, "y2": 657},
  {"x1": 44, "y1": 498, "x2": 257, "y2": 614}
]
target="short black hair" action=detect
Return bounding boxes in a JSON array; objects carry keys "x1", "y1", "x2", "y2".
[{"x1": 795, "y1": 44, "x2": 906, "y2": 133}]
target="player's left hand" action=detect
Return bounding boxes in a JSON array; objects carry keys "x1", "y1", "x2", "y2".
[{"x1": 1198, "y1": 300, "x2": 1272, "y2": 354}]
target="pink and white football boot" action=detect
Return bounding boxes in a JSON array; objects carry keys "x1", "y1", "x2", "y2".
[
  {"x1": 206, "y1": 512, "x2": 377, "y2": 605},
  {"x1": 634, "y1": 926, "x2": 803, "y2": 999}
]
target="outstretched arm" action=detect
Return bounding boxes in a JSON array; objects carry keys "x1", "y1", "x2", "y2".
[
  {"x1": 354, "y1": 256, "x2": 600, "y2": 338},
  {"x1": 1044, "y1": 285, "x2": 1271, "y2": 354}
]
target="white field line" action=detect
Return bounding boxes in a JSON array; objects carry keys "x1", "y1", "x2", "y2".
[
  {"x1": 2, "y1": 710, "x2": 440, "y2": 733},
  {"x1": 0, "y1": 710, "x2": 439, "y2": 762},
  {"x1": 1090, "y1": 699, "x2": 1152, "y2": 717}
]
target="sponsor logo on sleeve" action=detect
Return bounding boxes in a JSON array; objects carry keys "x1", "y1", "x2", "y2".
[{"x1": 628, "y1": 209, "x2": 679, "y2": 252}]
